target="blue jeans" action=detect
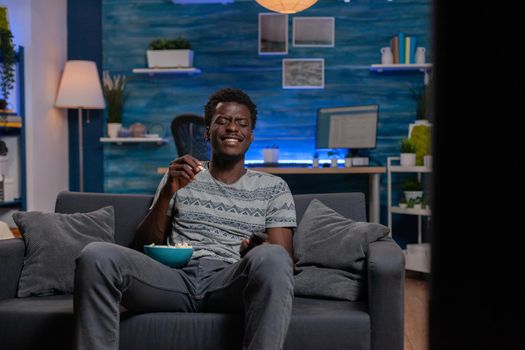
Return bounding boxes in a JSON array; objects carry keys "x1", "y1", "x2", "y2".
[{"x1": 73, "y1": 242, "x2": 294, "y2": 350}]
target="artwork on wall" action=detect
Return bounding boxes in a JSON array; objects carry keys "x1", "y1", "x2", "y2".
[
  {"x1": 259, "y1": 13, "x2": 288, "y2": 55},
  {"x1": 293, "y1": 17, "x2": 335, "y2": 47},
  {"x1": 282, "y1": 58, "x2": 324, "y2": 89}
]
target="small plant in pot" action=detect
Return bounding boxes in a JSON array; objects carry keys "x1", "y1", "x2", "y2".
[
  {"x1": 102, "y1": 71, "x2": 129, "y2": 138},
  {"x1": 400, "y1": 137, "x2": 417, "y2": 167},
  {"x1": 402, "y1": 178, "x2": 423, "y2": 203},
  {"x1": 312, "y1": 151, "x2": 319, "y2": 167},
  {"x1": 147, "y1": 36, "x2": 193, "y2": 69},
  {"x1": 327, "y1": 150, "x2": 340, "y2": 168},
  {"x1": 398, "y1": 197, "x2": 407, "y2": 209}
]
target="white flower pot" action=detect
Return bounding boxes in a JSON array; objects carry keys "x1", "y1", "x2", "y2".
[
  {"x1": 400, "y1": 153, "x2": 416, "y2": 167},
  {"x1": 399, "y1": 203, "x2": 407, "y2": 209},
  {"x1": 107, "y1": 123, "x2": 122, "y2": 139},
  {"x1": 404, "y1": 191, "x2": 423, "y2": 201},
  {"x1": 263, "y1": 148, "x2": 279, "y2": 163},
  {"x1": 147, "y1": 50, "x2": 194, "y2": 68}
]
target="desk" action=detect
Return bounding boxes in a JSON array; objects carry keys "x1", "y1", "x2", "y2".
[{"x1": 156, "y1": 166, "x2": 386, "y2": 223}]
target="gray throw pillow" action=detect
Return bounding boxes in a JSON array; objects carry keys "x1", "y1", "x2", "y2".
[
  {"x1": 293, "y1": 199, "x2": 390, "y2": 301},
  {"x1": 12, "y1": 206, "x2": 115, "y2": 297}
]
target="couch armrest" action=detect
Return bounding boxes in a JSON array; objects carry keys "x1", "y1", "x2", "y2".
[
  {"x1": 367, "y1": 237, "x2": 405, "y2": 350},
  {"x1": 0, "y1": 238, "x2": 25, "y2": 300}
]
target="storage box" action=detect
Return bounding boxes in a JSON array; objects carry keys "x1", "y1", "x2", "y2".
[{"x1": 405, "y1": 243, "x2": 431, "y2": 273}]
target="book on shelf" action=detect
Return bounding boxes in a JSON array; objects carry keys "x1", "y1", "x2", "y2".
[
  {"x1": 409, "y1": 36, "x2": 417, "y2": 64},
  {"x1": 391, "y1": 36, "x2": 399, "y2": 64},
  {"x1": 398, "y1": 32, "x2": 405, "y2": 64}
]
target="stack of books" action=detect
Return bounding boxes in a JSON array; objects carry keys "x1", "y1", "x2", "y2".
[
  {"x1": 0, "y1": 114, "x2": 22, "y2": 128},
  {"x1": 389, "y1": 32, "x2": 417, "y2": 64}
]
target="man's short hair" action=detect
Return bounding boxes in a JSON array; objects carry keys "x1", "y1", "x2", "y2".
[{"x1": 204, "y1": 88, "x2": 257, "y2": 129}]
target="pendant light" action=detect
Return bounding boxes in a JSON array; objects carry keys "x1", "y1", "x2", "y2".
[{"x1": 255, "y1": 0, "x2": 318, "y2": 14}]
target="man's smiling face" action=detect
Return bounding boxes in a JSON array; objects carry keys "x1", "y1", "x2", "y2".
[{"x1": 207, "y1": 101, "x2": 254, "y2": 160}]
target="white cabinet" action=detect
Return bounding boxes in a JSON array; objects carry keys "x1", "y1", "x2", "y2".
[{"x1": 387, "y1": 156, "x2": 431, "y2": 273}]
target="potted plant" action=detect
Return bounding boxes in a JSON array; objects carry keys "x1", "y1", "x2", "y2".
[
  {"x1": 147, "y1": 36, "x2": 193, "y2": 69},
  {"x1": 344, "y1": 149, "x2": 353, "y2": 168},
  {"x1": 327, "y1": 150, "x2": 340, "y2": 168},
  {"x1": 0, "y1": 6, "x2": 16, "y2": 112},
  {"x1": 102, "y1": 71, "x2": 129, "y2": 138},
  {"x1": 402, "y1": 178, "x2": 423, "y2": 202},
  {"x1": 312, "y1": 151, "x2": 319, "y2": 168},
  {"x1": 398, "y1": 197, "x2": 407, "y2": 209},
  {"x1": 399, "y1": 137, "x2": 417, "y2": 166}
]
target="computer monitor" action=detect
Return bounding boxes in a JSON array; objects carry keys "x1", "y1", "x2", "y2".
[{"x1": 316, "y1": 104, "x2": 379, "y2": 157}]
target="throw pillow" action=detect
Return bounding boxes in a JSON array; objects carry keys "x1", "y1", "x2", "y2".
[
  {"x1": 12, "y1": 206, "x2": 115, "y2": 297},
  {"x1": 293, "y1": 199, "x2": 390, "y2": 301}
]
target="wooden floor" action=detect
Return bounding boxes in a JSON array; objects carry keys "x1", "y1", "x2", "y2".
[{"x1": 404, "y1": 272, "x2": 429, "y2": 350}]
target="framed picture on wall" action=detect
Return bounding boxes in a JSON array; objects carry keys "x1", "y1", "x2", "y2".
[
  {"x1": 259, "y1": 13, "x2": 288, "y2": 55},
  {"x1": 293, "y1": 17, "x2": 335, "y2": 47},
  {"x1": 282, "y1": 58, "x2": 324, "y2": 89}
]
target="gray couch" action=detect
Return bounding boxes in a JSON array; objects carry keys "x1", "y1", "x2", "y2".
[{"x1": 0, "y1": 191, "x2": 404, "y2": 350}]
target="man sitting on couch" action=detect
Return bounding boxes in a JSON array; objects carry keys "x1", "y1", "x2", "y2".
[{"x1": 73, "y1": 88, "x2": 297, "y2": 350}]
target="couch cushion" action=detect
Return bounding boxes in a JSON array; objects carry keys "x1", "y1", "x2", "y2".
[
  {"x1": 0, "y1": 295, "x2": 73, "y2": 350},
  {"x1": 293, "y1": 198, "x2": 390, "y2": 301},
  {"x1": 285, "y1": 297, "x2": 370, "y2": 350},
  {"x1": 12, "y1": 206, "x2": 115, "y2": 297},
  {"x1": 119, "y1": 297, "x2": 369, "y2": 350},
  {"x1": 0, "y1": 296, "x2": 368, "y2": 350}
]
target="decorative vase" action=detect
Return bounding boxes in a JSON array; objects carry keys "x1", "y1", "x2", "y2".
[
  {"x1": 107, "y1": 123, "x2": 122, "y2": 139},
  {"x1": 263, "y1": 148, "x2": 279, "y2": 163},
  {"x1": 345, "y1": 158, "x2": 352, "y2": 167},
  {"x1": 312, "y1": 158, "x2": 319, "y2": 168},
  {"x1": 330, "y1": 158, "x2": 338, "y2": 168}
]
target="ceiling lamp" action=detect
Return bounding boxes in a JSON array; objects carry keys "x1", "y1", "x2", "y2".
[{"x1": 255, "y1": 0, "x2": 318, "y2": 14}]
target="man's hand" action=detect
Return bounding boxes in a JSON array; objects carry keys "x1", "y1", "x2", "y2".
[
  {"x1": 161, "y1": 155, "x2": 204, "y2": 198},
  {"x1": 240, "y1": 233, "x2": 268, "y2": 258}
]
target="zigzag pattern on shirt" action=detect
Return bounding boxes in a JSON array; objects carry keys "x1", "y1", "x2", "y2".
[
  {"x1": 178, "y1": 210, "x2": 266, "y2": 233},
  {"x1": 188, "y1": 177, "x2": 291, "y2": 201},
  {"x1": 179, "y1": 196, "x2": 268, "y2": 216}
]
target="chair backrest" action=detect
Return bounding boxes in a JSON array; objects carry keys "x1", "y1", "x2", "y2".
[{"x1": 171, "y1": 114, "x2": 211, "y2": 161}]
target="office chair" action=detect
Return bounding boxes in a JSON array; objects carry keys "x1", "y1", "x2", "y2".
[{"x1": 171, "y1": 114, "x2": 211, "y2": 161}]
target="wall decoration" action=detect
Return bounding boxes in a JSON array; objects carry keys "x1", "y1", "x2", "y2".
[
  {"x1": 293, "y1": 17, "x2": 335, "y2": 47},
  {"x1": 258, "y1": 13, "x2": 288, "y2": 55},
  {"x1": 282, "y1": 58, "x2": 324, "y2": 89}
]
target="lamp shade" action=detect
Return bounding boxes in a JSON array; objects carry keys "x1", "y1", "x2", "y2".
[
  {"x1": 55, "y1": 60, "x2": 105, "y2": 109},
  {"x1": 255, "y1": 0, "x2": 318, "y2": 14}
]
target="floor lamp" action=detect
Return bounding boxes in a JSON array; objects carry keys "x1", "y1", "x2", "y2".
[{"x1": 55, "y1": 60, "x2": 105, "y2": 192}]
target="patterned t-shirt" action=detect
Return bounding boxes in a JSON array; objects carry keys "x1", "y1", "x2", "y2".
[{"x1": 151, "y1": 162, "x2": 296, "y2": 263}]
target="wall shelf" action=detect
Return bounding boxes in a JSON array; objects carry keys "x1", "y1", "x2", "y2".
[
  {"x1": 0, "y1": 199, "x2": 22, "y2": 208},
  {"x1": 369, "y1": 63, "x2": 432, "y2": 84},
  {"x1": 369, "y1": 63, "x2": 432, "y2": 72},
  {"x1": 132, "y1": 67, "x2": 201, "y2": 75},
  {"x1": 100, "y1": 137, "x2": 168, "y2": 145}
]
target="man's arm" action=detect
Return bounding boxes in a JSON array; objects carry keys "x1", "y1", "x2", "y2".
[
  {"x1": 134, "y1": 155, "x2": 203, "y2": 251},
  {"x1": 266, "y1": 227, "x2": 293, "y2": 259},
  {"x1": 134, "y1": 190, "x2": 173, "y2": 251}
]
